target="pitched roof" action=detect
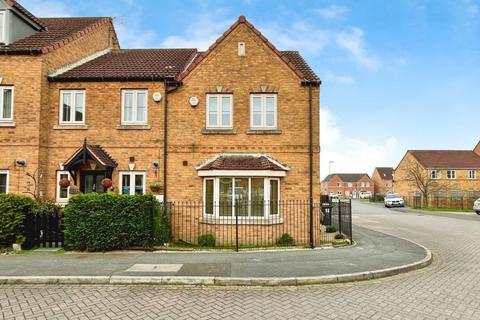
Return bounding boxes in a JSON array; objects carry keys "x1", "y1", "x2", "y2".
[
  {"x1": 5, "y1": 0, "x2": 46, "y2": 30},
  {"x1": 409, "y1": 150, "x2": 480, "y2": 169},
  {"x1": 322, "y1": 173, "x2": 369, "y2": 183},
  {"x1": 197, "y1": 154, "x2": 289, "y2": 171},
  {"x1": 63, "y1": 142, "x2": 117, "y2": 169},
  {"x1": 50, "y1": 49, "x2": 198, "y2": 81},
  {"x1": 0, "y1": 17, "x2": 112, "y2": 54},
  {"x1": 374, "y1": 167, "x2": 394, "y2": 180},
  {"x1": 177, "y1": 16, "x2": 320, "y2": 84},
  {"x1": 281, "y1": 51, "x2": 320, "y2": 83}
]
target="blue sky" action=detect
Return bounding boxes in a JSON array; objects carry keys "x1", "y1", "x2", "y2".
[{"x1": 21, "y1": 0, "x2": 480, "y2": 178}]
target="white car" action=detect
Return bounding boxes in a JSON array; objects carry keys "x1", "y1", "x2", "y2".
[
  {"x1": 384, "y1": 193, "x2": 404, "y2": 208},
  {"x1": 473, "y1": 198, "x2": 480, "y2": 215},
  {"x1": 359, "y1": 191, "x2": 372, "y2": 199}
]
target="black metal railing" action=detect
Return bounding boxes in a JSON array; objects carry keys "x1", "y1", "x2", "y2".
[{"x1": 321, "y1": 199, "x2": 352, "y2": 242}]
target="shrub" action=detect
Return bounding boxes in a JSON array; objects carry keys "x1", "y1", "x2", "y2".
[
  {"x1": 334, "y1": 233, "x2": 345, "y2": 240},
  {"x1": 0, "y1": 194, "x2": 35, "y2": 247},
  {"x1": 63, "y1": 193, "x2": 170, "y2": 251},
  {"x1": 370, "y1": 195, "x2": 385, "y2": 202},
  {"x1": 277, "y1": 233, "x2": 295, "y2": 246},
  {"x1": 326, "y1": 225, "x2": 337, "y2": 233},
  {"x1": 198, "y1": 234, "x2": 216, "y2": 247}
]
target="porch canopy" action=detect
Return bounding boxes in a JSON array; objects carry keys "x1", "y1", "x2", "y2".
[
  {"x1": 196, "y1": 153, "x2": 289, "y2": 177},
  {"x1": 62, "y1": 139, "x2": 118, "y2": 183}
]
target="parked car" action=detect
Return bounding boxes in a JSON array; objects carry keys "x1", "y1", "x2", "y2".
[
  {"x1": 384, "y1": 193, "x2": 404, "y2": 208},
  {"x1": 473, "y1": 198, "x2": 480, "y2": 215},
  {"x1": 359, "y1": 191, "x2": 372, "y2": 199},
  {"x1": 329, "y1": 194, "x2": 339, "y2": 203}
]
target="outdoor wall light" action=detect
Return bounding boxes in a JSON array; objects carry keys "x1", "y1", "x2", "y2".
[
  {"x1": 15, "y1": 159, "x2": 27, "y2": 167},
  {"x1": 128, "y1": 156, "x2": 135, "y2": 171}
]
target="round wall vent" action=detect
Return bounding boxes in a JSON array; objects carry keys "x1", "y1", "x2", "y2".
[{"x1": 189, "y1": 96, "x2": 199, "y2": 107}]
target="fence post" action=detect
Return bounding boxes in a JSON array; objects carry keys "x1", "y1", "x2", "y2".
[
  {"x1": 235, "y1": 209, "x2": 239, "y2": 252},
  {"x1": 349, "y1": 199, "x2": 353, "y2": 242},
  {"x1": 309, "y1": 200, "x2": 314, "y2": 249},
  {"x1": 338, "y1": 201, "x2": 342, "y2": 235}
]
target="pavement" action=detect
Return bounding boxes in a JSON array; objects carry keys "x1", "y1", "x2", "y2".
[
  {"x1": 0, "y1": 224, "x2": 429, "y2": 285},
  {"x1": 1, "y1": 201, "x2": 480, "y2": 319}
]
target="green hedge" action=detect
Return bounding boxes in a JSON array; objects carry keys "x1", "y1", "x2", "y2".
[
  {"x1": 0, "y1": 194, "x2": 35, "y2": 247},
  {"x1": 63, "y1": 193, "x2": 170, "y2": 251}
]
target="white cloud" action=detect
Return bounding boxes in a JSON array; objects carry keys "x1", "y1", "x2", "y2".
[
  {"x1": 320, "y1": 108, "x2": 401, "y2": 179},
  {"x1": 335, "y1": 27, "x2": 380, "y2": 70},
  {"x1": 19, "y1": 0, "x2": 73, "y2": 17},
  {"x1": 316, "y1": 5, "x2": 348, "y2": 20},
  {"x1": 160, "y1": 10, "x2": 232, "y2": 50},
  {"x1": 323, "y1": 71, "x2": 356, "y2": 84}
]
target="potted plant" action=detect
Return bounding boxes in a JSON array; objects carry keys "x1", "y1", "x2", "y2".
[
  {"x1": 148, "y1": 181, "x2": 162, "y2": 193},
  {"x1": 101, "y1": 178, "x2": 113, "y2": 190},
  {"x1": 59, "y1": 178, "x2": 70, "y2": 188}
]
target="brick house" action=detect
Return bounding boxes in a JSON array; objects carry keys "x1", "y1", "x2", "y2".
[
  {"x1": 0, "y1": 2, "x2": 321, "y2": 244},
  {"x1": 394, "y1": 142, "x2": 480, "y2": 206},
  {"x1": 371, "y1": 167, "x2": 394, "y2": 195},
  {"x1": 321, "y1": 173, "x2": 374, "y2": 198}
]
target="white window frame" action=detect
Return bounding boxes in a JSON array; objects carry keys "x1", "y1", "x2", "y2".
[
  {"x1": 431, "y1": 169, "x2": 440, "y2": 180},
  {"x1": 121, "y1": 90, "x2": 148, "y2": 125},
  {"x1": 250, "y1": 93, "x2": 277, "y2": 129},
  {"x1": 347, "y1": 182, "x2": 352, "y2": 188},
  {"x1": 56, "y1": 171, "x2": 71, "y2": 203},
  {"x1": 469, "y1": 170, "x2": 476, "y2": 180},
  {"x1": 0, "y1": 86, "x2": 14, "y2": 122},
  {"x1": 447, "y1": 170, "x2": 456, "y2": 180},
  {"x1": 59, "y1": 90, "x2": 86, "y2": 125},
  {"x1": 0, "y1": 11, "x2": 6, "y2": 44},
  {"x1": 203, "y1": 177, "x2": 280, "y2": 218},
  {"x1": 0, "y1": 170, "x2": 9, "y2": 194},
  {"x1": 206, "y1": 94, "x2": 233, "y2": 129},
  {"x1": 119, "y1": 171, "x2": 146, "y2": 195}
]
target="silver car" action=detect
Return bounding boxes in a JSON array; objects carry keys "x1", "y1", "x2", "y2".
[
  {"x1": 384, "y1": 193, "x2": 405, "y2": 208},
  {"x1": 473, "y1": 198, "x2": 480, "y2": 215}
]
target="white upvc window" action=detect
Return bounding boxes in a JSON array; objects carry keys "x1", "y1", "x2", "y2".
[
  {"x1": 0, "y1": 170, "x2": 9, "y2": 194},
  {"x1": 431, "y1": 169, "x2": 440, "y2": 179},
  {"x1": 119, "y1": 172, "x2": 146, "y2": 195},
  {"x1": 56, "y1": 171, "x2": 71, "y2": 203},
  {"x1": 206, "y1": 94, "x2": 232, "y2": 128},
  {"x1": 348, "y1": 182, "x2": 352, "y2": 188},
  {"x1": 0, "y1": 11, "x2": 5, "y2": 44},
  {"x1": 250, "y1": 94, "x2": 277, "y2": 129},
  {"x1": 203, "y1": 177, "x2": 280, "y2": 218},
  {"x1": 361, "y1": 182, "x2": 365, "y2": 188},
  {"x1": 60, "y1": 90, "x2": 85, "y2": 124},
  {"x1": 0, "y1": 86, "x2": 14, "y2": 122},
  {"x1": 447, "y1": 170, "x2": 456, "y2": 180},
  {"x1": 469, "y1": 170, "x2": 476, "y2": 180},
  {"x1": 366, "y1": 182, "x2": 370, "y2": 187},
  {"x1": 121, "y1": 90, "x2": 148, "y2": 125}
]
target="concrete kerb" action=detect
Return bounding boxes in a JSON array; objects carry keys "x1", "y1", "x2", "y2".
[{"x1": 0, "y1": 233, "x2": 432, "y2": 287}]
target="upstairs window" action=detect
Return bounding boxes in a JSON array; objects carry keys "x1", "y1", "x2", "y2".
[
  {"x1": 469, "y1": 170, "x2": 476, "y2": 180},
  {"x1": 250, "y1": 94, "x2": 277, "y2": 129},
  {"x1": 0, "y1": 12, "x2": 5, "y2": 44},
  {"x1": 431, "y1": 170, "x2": 440, "y2": 179},
  {"x1": 122, "y1": 90, "x2": 147, "y2": 125},
  {"x1": 60, "y1": 90, "x2": 85, "y2": 125},
  {"x1": 0, "y1": 86, "x2": 13, "y2": 122},
  {"x1": 206, "y1": 94, "x2": 232, "y2": 128},
  {"x1": 447, "y1": 170, "x2": 456, "y2": 179}
]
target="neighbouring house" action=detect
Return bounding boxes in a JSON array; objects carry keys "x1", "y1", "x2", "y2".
[
  {"x1": 321, "y1": 173, "x2": 374, "y2": 198},
  {"x1": 394, "y1": 141, "x2": 480, "y2": 207},
  {"x1": 0, "y1": 2, "x2": 321, "y2": 245},
  {"x1": 371, "y1": 167, "x2": 394, "y2": 195}
]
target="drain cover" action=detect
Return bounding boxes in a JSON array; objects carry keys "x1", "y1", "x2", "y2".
[{"x1": 125, "y1": 264, "x2": 183, "y2": 273}]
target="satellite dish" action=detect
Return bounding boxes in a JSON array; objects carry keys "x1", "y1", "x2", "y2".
[
  {"x1": 189, "y1": 96, "x2": 199, "y2": 107},
  {"x1": 152, "y1": 92, "x2": 162, "y2": 102}
]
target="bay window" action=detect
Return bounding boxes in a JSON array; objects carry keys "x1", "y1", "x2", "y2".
[
  {"x1": 0, "y1": 86, "x2": 13, "y2": 122},
  {"x1": 250, "y1": 94, "x2": 277, "y2": 129},
  {"x1": 203, "y1": 177, "x2": 280, "y2": 218},
  {"x1": 122, "y1": 90, "x2": 148, "y2": 125},
  {"x1": 60, "y1": 90, "x2": 85, "y2": 124},
  {"x1": 120, "y1": 172, "x2": 145, "y2": 195},
  {"x1": 206, "y1": 94, "x2": 232, "y2": 128}
]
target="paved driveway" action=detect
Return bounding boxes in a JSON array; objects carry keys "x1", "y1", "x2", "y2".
[{"x1": 1, "y1": 201, "x2": 480, "y2": 320}]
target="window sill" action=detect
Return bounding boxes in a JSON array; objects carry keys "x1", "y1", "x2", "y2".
[
  {"x1": 202, "y1": 128, "x2": 237, "y2": 135},
  {"x1": 53, "y1": 124, "x2": 88, "y2": 130},
  {"x1": 246, "y1": 129, "x2": 282, "y2": 135},
  {"x1": 0, "y1": 121, "x2": 16, "y2": 127},
  {"x1": 117, "y1": 124, "x2": 151, "y2": 130},
  {"x1": 199, "y1": 216, "x2": 283, "y2": 225}
]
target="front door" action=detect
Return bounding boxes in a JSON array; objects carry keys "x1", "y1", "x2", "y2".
[{"x1": 80, "y1": 171, "x2": 106, "y2": 193}]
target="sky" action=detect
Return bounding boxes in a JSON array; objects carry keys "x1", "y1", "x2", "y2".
[{"x1": 20, "y1": 0, "x2": 480, "y2": 179}]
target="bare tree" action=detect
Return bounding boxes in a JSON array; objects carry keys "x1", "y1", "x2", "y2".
[
  {"x1": 404, "y1": 162, "x2": 444, "y2": 207},
  {"x1": 24, "y1": 168, "x2": 43, "y2": 200}
]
